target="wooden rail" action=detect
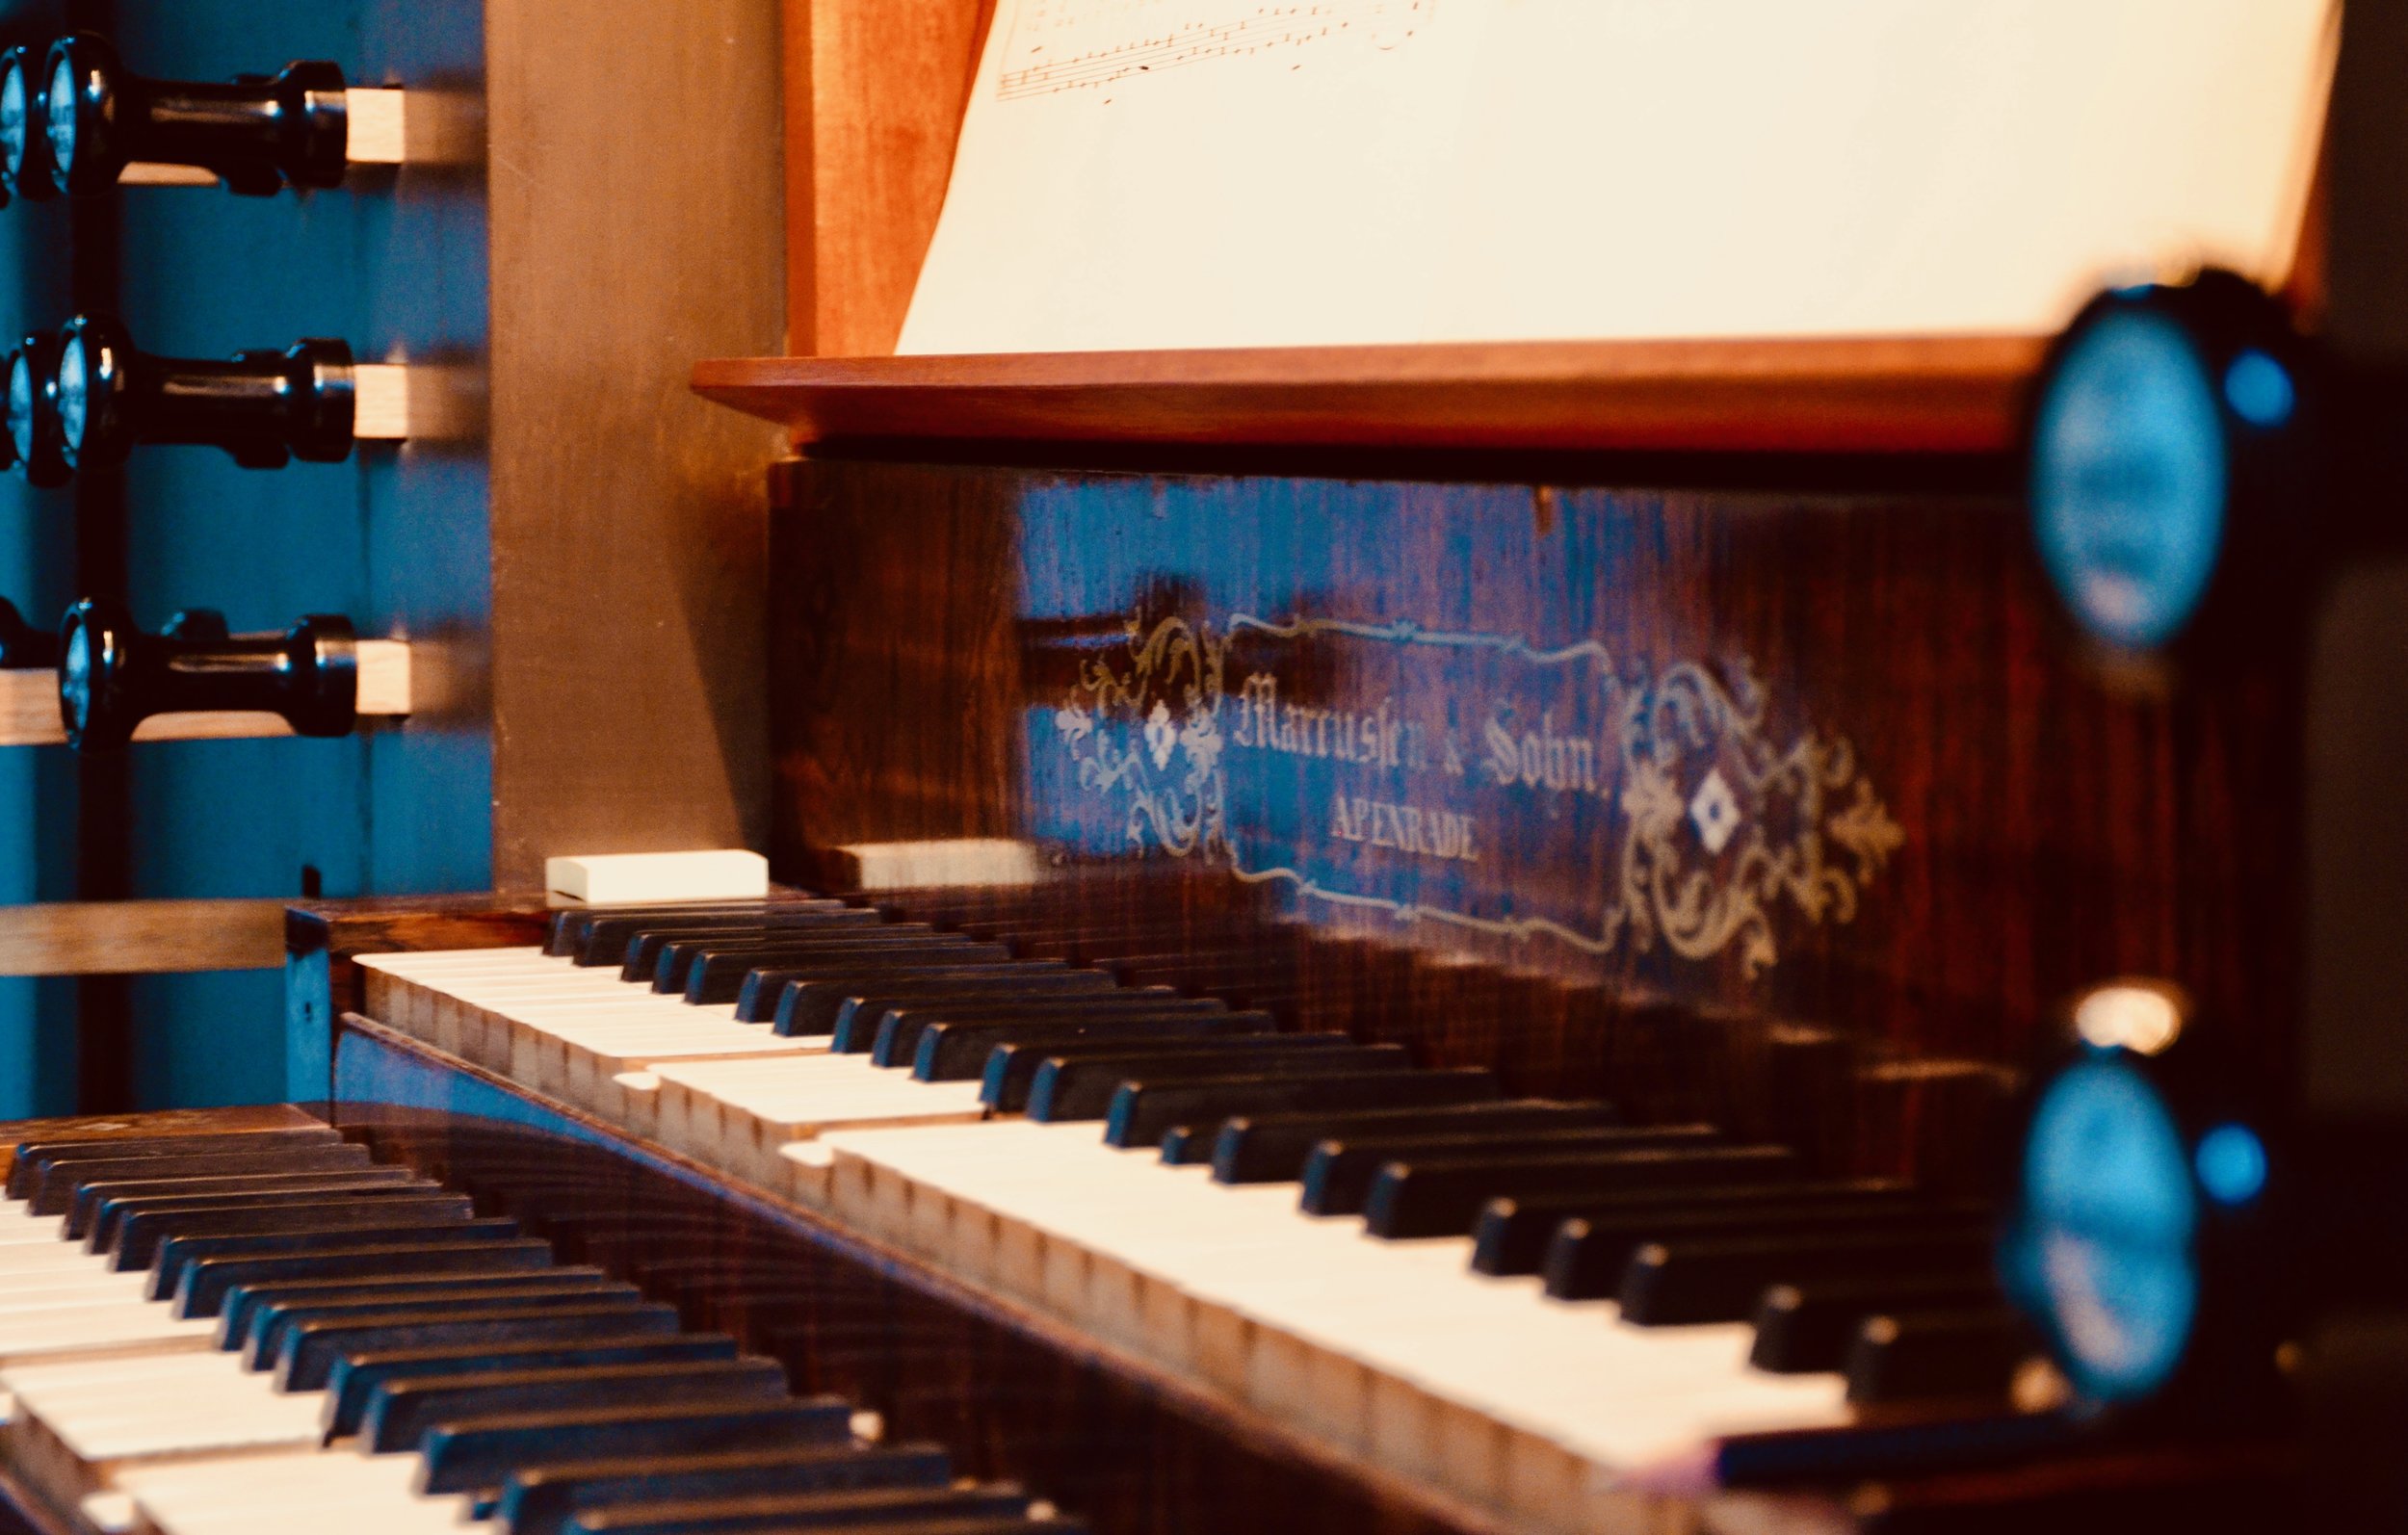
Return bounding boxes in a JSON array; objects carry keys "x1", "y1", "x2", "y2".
[
  {"x1": 0, "y1": 900, "x2": 290, "y2": 976},
  {"x1": 694, "y1": 334, "x2": 2046, "y2": 455}
]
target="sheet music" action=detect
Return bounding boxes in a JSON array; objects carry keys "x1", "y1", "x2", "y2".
[
  {"x1": 995, "y1": 0, "x2": 1430, "y2": 100},
  {"x1": 900, "y1": 0, "x2": 2336, "y2": 354}
]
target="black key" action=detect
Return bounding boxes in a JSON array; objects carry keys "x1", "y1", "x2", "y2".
[
  {"x1": 1750, "y1": 1273, "x2": 2003, "y2": 1373},
  {"x1": 576, "y1": 909, "x2": 842, "y2": 967},
  {"x1": 553, "y1": 904, "x2": 805, "y2": 959},
  {"x1": 664, "y1": 934, "x2": 981, "y2": 1000},
  {"x1": 824, "y1": 976, "x2": 1136, "y2": 1052},
  {"x1": 691, "y1": 940, "x2": 1021, "y2": 1006},
  {"x1": 28, "y1": 1140, "x2": 371, "y2": 1214},
  {"x1": 174, "y1": 1236, "x2": 554, "y2": 1318},
  {"x1": 498, "y1": 1444, "x2": 951, "y2": 1535},
  {"x1": 1361, "y1": 1145, "x2": 1799, "y2": 1239},
  {"x1": 1470, "y1": 1179, "x2": 1917, "y2": 1276},
  {"x1": 1206, "y1": 1101, "x2": 1623, "y2": 1183},
  {"x1": 1615, "y1": 1230, "x2": 1999, "y2": 1325},
  {"x1": 69, "y1": 1164, "x2": 421, "y2": 1239},
  {"x1": 1844, "y1": 1308, "x2": 2030, "y2": 1404},
  {"x1": 907, "y1": 1004, "x2": 1266, "y2": 1078},
  {"x1": 1111, "y1": 1068, "x2": 1503, "y2": 1151},
  {"x1": 819, "y1": 964, "x2": 1122, "y2": 1028},
  {"x1": 980, "y1": 1033, "x2": 1345, "y2": 1113},
  {"x1": 89, "y1": 1175, "x2": 441, "y2": 1250},
  {"x1": 746, "y1": 961, "x2": 1092, "y2": 1030},
  {"x1": 419, "y1": 1399, "x2": 854, "y2": 1496},
  {"x1": 1537, "y1": 1201, "x2": 1994, "y2": 1300},
  {"x1": 615, "y1": 919, "x2": 883, "y2": 981},
  {"x1": 329, "y1": 1335, "x2": 745, "y2": 1441},
  {"x1": 650, "y1": 930, "x2": 950, "y2": 993},
  {"x1": 222, "y1": 1265, "x2": 619, "y2": 1350},
  {"x1": 1028, "y1": 1041, "x2": 1406, "y2": 1122},
  {"x1": 884, "y1": 997, "x2": 1253, "y2": 1069},
  {"x1": 815, "y1": 972, "x2": 1129, "y2": 1050},
  {"x1": 280, "y1": 1301, "x2": 683, "y2": 1391},
  {"x1": 365, "y1": 1359, "x2": 790, "y2": 1453},
  {"x1": 10, "y1": 1126, "x2": 342, "y2": 1200},
  {"x1": 565, "y1": 1486, "x2": 1028, "y2": 1535},
  {"x1": 249, "y1": 1280, "x2": 647, "y2": 1368},
  {"x1": 110, "y1": 1191, "x2": 477, "y2": 1270},
  {"x1": 155, "y1": 1216, "x2": 524, "y2": 1301},
  {"x1": 627, "y1": 923, "x2": 924, "y2": 986},
  {"x1": 1306, "y1": 1126, "x2": 1724, "y2": 1218}
]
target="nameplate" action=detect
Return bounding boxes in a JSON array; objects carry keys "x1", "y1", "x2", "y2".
[{"x1": 1039, "y1": 609, "x2": 1901, "y2": 976}]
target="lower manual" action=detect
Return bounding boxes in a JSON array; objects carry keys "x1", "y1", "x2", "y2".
[{"x1": 0, "y1": 1116, "x2": 1081, "y2": 1535}]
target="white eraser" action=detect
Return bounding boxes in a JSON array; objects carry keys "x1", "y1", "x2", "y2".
[{"x1": 546, "y1": 849, "x2": 770, "y2": 904}]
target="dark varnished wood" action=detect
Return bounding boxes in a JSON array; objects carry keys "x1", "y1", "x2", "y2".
[
  {"x1": 0, "y1": 1103, "x2": 327, "y2": 1184},
  {"x1": 765, "y1": 455, "x2": 2307, "y2": 1144},
  {"x1": 695, "y1": 336, "x2": 2046, "y2": 456}
]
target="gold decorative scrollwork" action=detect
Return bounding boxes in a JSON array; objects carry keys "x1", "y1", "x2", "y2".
[
  {"x1": 1611, "y1": 660, "x2": 1903, "y2": 976},
  {"x1": 1053, "y1": 613, "x2": 1233, "y2": 862},
  {"x1": 1048, "y1": 610, "x2": 1904, "y2": 976}
]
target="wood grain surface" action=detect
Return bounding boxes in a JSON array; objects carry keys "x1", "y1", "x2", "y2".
[
  {"x1": 484, "y1": 0, "x2": 789, "y2": 889},
  {"x1": 763, "y1": 455, "x2": 2308, "y2": 1128},
  {"x1": 0, "y1": 900, "x2": 289, "y2": 976},
  {"x1": 783, "y1": 0, "x2": 995, "y2": 356},
  {"x1": 696, "y1": 334, "x2": 2045, "y2": 455}
]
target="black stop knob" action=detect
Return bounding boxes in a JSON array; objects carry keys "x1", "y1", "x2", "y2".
[
  {"x1": 39, "y1": 33, "x2": 349, "y2": 197},
  {"x1": 58, "y1": 596, "x2": 358, "y2": 751},
  {"x1": 2026, "y1": 270, "x2": 2321, "y2": 665},
  {"x1": 0, "y1": 44, "x2": 57, "y2": 204},
  {"x1": 6, "y1": 329, "x2": 72, "y2": 487},
  {"x1": 15, "y1": 313, "x2": 358, "y2": 476}
]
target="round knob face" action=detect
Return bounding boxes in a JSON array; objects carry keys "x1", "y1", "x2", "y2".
[
  {"x1": 42, "y1": 54, "x2": 74, "y2": 184},
  {"x1": 7, "y1": 348, "x2": 38, "y2": 469},
  {"x1": 2010, "y1": 1052, "x2": 2201, "y2": 1403},
  {"x1": 58, "y1": 612, "x2": 92, "y2": 739},
  {"x1": 2030, "y1": 308, "x2": 2228, "y2": 654},
  {"x1": 54, "y1": 327, "x2": 86, "y2": 459},
  {"x1": 0, "y1": 53, "x2": 29, "y2": 192}
]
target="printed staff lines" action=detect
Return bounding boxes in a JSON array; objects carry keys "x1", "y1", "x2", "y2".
[{"x1": 999, "y1": 0, "x2": 1432, "y2": 100}]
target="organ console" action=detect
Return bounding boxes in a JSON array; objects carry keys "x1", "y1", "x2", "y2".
[
  {"x1": 0, "y1": 3, "x2": 2389, "y2": 1534},
  {"x1": 0, "y1": 33, "x2": 405, "y2": 199},
  {"x1": 5, "y1": 315, "x2": 409, "y2": 479}
]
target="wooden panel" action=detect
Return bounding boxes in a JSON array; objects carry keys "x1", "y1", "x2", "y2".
[
  {"x1": 0, "y1": 900, "x2": 287, "y2": 976},
  {"x1": 783, "y1": 0, "x2": 993, "y2": 356},
  {"x1": 767, "y1": 457, "x2": 2307, "y2": 1105},
  {"x1": 696, "y1": 334, "x2": 2043, "y2": 455},
  {"x1": 484, "y1": 0, "x2": 790, "y2": 890}
]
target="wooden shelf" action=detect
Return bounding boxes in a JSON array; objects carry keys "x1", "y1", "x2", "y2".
[
  {"x1": 0, "y1": 640, "x2": 412, "y2": 747},
  {"x1": 693, "y1": 334, "x2": 2047, "y2": 455}
]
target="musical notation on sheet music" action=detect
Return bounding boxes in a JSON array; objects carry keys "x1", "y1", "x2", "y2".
[{"x1": 997, "y1": 0, "x2": 1433, "y2": 101}]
